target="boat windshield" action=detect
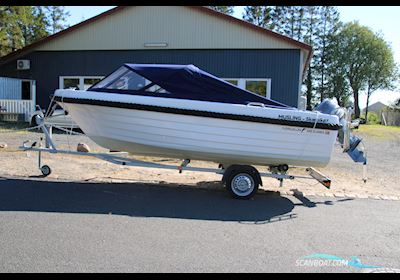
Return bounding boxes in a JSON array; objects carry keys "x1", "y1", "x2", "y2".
[
  {"x1": 88, "y1": 64, "x2": 292, "y2": 109},
  {"x1": 90, "y1": 66, "x2": 169, "y2": 93}
]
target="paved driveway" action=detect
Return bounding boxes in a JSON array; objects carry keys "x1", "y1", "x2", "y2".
[{"x1": 0, "y1": 178, "x2": 399, "y2": 272}]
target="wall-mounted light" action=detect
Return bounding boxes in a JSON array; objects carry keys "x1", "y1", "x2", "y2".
[{"x1": 144, "y1": 42, "x2": 168, "y2": 47}]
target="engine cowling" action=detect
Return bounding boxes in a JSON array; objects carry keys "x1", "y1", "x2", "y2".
[{"x1": 314, "y1": 98, "x2": 366, "y2": 164}]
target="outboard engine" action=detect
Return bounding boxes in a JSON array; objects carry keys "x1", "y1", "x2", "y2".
[{"x1": 314, "y1": 98, "x2": 367, "y2": 165}]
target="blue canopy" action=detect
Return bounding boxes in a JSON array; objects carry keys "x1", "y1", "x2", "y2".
[{"x1": 91, "y1": 63, "x2": 292, "y2": 109}]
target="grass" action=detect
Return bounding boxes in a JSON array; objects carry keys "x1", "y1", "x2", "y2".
[
  {"x1": 0, "y1": 121, "x2": 30, "y2": 134},
  {"x1": 354, "y1": 124, "x2": 400, "y2": 140}
]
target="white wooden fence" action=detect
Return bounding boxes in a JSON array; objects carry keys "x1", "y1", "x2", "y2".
[
  {"x1": 0, "y1": 99, "x2": 35, "y2": 122},
  {"x1": 382, "y1": 110, "x2": 400, "y2": 126}
]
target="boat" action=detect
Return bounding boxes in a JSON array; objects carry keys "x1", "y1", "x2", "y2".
[{"x1": 52, "y1": 64, "x2": 354, "y2": 168}]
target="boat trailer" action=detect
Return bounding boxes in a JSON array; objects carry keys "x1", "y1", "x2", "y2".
[
  {"x1": 21, "y1": 143, "x2": 333, "y2": 199},
  {"x1": 18, "y1": 118, "x2": 343, "y2": 200}
]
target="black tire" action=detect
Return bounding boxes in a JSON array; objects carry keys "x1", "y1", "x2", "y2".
[
  {"x1": 226, "y1": 169, "x2": 259, "y2": 200},
  {"x1": 278, "y1": 164, "x2": 289, "y2": 172},
  {"x1": 40, "y1": 165, "x2": 51, "y2": 177},
  {"x1": 30, "y1": 115, "x2": 38, "y2": 127}
]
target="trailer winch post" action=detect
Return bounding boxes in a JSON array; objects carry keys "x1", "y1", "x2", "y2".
[{"x1": 44, "y1": 124, "x2": 54, "y2": 149}]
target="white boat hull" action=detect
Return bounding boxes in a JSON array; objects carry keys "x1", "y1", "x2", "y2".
[{"x1": 58, "y1": 99, "x2": 338, "y2": 167}]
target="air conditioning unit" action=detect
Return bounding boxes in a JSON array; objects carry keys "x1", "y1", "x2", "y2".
[{"x1": 17, "y1": 60, "x2": 30, "y2": 70}]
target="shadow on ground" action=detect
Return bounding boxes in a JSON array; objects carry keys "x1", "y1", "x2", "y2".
[{"x1": 0, "y1": 178, "x2": 349, "y2": 223}]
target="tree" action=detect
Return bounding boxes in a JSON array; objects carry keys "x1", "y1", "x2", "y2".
[
  {"x1": 333, "y1": 22, "x2": 398, "y2": 118},
  {"x1": 363, "y1": 34, "x2": 398, "y2": 123},
  {"x1": 31, "y1": 6, "x2": 50, "y2": 41},
  {"x1": 12, "y1": 6, "x2": 50, "y2": 47},
  {"x1": 302, "y1": 6, "x2": 320, "y2": 109},
  {"x1": 0, "y1": 6, "x2": 11, "y2": 56},
  {"x1": 0, "y1": 6, "x2": 70, "y2": 57},
  {"x1": 45, "y1": 6, "x2": 70, "y2": 34},
  {"x1": 325, "y1": 33, "x2": 352, "y2": 107},
  {"x1": 269, "y1": 6, "x2": 289, "y2": 34},
  {"x1": 282, "y1": 6, "x2": 306, "y2": 41},
  {"x1": 314, "y1": 6, "x2": 341, "y2": 101},
  {"x1": 13, "y1": 6, "x2": 35, "y2": 47},
  {"x1": 207, "y1": 6, "x2": 234, "y2": 15},
  {"x1": 264, "y1": 6, "x2": 341, "y2": 109},
  {"x1": 243, "y1": 6, "x2": 318, "y2": 108},
  {"x1": 243, "y1": 6, "x2": 271, "y2": 28},
  {"x1": 0, "y1": 6, "x2": 25, "y2": 53},
  {"x1": 333, "y1": 22, "x2": 375, "y2": 118}
]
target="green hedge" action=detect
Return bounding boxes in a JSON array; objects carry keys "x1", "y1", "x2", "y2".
[{"x1": 367, "y1": 112, "x2": 380, "y2": 124}]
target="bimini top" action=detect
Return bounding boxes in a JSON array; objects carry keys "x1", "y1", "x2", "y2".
[{"x1": 88, "y1": 63, "x2": 292, "y2": 109}]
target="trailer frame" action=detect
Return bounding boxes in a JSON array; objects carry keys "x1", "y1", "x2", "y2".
[{"x1": 20, "y1": 121, "x2": 333, "y2": 199}]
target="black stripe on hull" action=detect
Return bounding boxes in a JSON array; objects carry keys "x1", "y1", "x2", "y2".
[{"x1": 54, "y1": 96, "x2": 341, "y2": 131}]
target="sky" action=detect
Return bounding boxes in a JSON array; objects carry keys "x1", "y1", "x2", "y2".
[{"x1": 65, "y1": 6, "x2": 400, "y2": 108}]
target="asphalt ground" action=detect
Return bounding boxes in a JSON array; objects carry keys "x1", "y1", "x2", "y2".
[{"x1": 0, "y1": 178, "x2": 399, "y2": 273}]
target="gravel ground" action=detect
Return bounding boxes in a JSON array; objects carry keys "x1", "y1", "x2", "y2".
[{"x1": 0, "y1": 125, "x2": 399, "y2": 198}]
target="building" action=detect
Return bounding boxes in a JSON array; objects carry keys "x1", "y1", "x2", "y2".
[
  {"x1": 0, "y1": 6, "x2": 312, "y2": 111},
  {"x1": 362, "y1": 101, "x2": 388, "y2": 115}
]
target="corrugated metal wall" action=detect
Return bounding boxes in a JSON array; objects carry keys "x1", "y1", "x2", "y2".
[
  {"x1": 0, "y1": 49, "x2": 300, "y2": 109},
  {"x1": 36, "y1": 6, "x2": 298, "y2": 51},
  {"x1": 0, "y1": 77, "x2": 21, "y2": 99}
]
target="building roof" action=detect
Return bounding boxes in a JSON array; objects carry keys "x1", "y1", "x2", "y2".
[
  {"x1": 362, "y1": 101, "x2": 388, "y2": 113},
  {"x1": 0, "y1": 6, "x2": 313, "y2": 75}
]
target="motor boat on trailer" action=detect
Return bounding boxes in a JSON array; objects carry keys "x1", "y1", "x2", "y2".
[{"x1": 52, "y1": 63, "x2": 366, "y2": 169}]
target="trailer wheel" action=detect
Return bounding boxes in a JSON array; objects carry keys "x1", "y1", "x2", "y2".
[
  {"x1": 30, "y1": 115, "x2": 38, "y2": 127},
  {"x1": 40, "y1": 165, "x2": 51, "y2": 177},
  {"x1": 226, "y1": 170, "x2": 259, "y2": 199}
]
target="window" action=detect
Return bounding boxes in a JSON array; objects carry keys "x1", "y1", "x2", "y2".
[
  {"x1": 83, "y1": 78, "x2": 102, "y2": 90},
  {"x1": 225, "y1": 79, "x2": 238, "y2": 86},
  {"x1": 245, "y1": 80, "x2": 267, "y2": 97},
  {"x1": 62, "y1": 78, "x2": 80, "y2": 89},
  {"x1": 223, "y1": 78, "x2": 271, "y2": 99},
  {"x1": 59, "y1": 76, "x2": 104, "y2": 90}
]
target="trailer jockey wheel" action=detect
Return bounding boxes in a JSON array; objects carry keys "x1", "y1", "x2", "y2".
[
  {"x1": 40, "y1": 165, "x2": 51, "y2": 177},
  {"x1": 226, "y1": 170, "x2": 259, "y2": 200},
  {"x1": 278, "y1": 164, "x2": 289, "y2": 172}
]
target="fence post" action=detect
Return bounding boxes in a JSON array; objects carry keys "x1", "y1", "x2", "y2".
[
  {"x1": 381, "y1": 112, "x2": 387, "y2": 126},
  {"x1": 31, "y1": 80, "x2": 36, "y2": 113}
]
